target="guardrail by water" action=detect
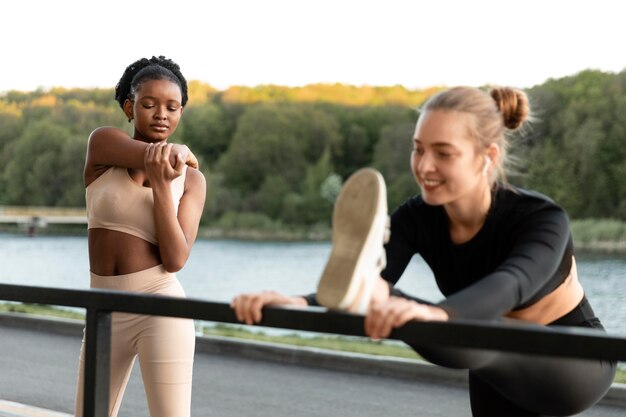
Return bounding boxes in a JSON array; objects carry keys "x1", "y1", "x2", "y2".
[
  {"x1": 1, "y1": 283, "x2": 625, "y2": 417},
  {"x1": 0, "y1": 206, "x2": 87, "y2": 224},
  {"x1": 0, "y1": 206, "x2": 87, "y2": 236}
]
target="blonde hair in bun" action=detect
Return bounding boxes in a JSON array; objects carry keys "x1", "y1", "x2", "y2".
[{"x1": 420, "y1": 86, "x2": 531, "y2": 186}]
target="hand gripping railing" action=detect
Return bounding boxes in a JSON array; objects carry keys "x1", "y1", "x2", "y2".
[{"x1": 1, "y1": 283, "x2": 625, "y2": 417}]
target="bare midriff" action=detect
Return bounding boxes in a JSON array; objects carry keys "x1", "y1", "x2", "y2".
[
  {"x1": 88, "y1": 228, "x2": 161, "y2": 276},
  {"x1": 506, "y1": 257, "x2": 584, "y2": 325}
]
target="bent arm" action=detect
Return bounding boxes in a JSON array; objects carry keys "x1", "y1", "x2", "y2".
[{"x1": 153, "y1": 166, "x2": 207, "y2": 272}]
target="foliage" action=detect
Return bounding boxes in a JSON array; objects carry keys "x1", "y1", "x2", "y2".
[
  {"x1": 521, "y1": 69, "x2": 626, "y2": 220},
  {"x1": 2, "y1": 120, "x2": 86, "y2": 206},
  {"x1": 372, "y1": 121, "x2": 420, "y2": 209},
  {"x1": 1, "y1": 71, "x2": 625, "y2": 228}
]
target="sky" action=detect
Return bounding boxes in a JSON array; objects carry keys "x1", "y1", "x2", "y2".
[{"x1": 2, "y1": 0, "x2": 625, "y2": 93}]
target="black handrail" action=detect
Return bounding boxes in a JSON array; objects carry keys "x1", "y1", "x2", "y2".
[{"x1": 1, "y1": 283, "x2": 625, "y2": 416}]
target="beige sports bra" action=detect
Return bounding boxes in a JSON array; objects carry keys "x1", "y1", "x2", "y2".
[{"x1": 86, "y1": 166, "x2": 187, "y2": 245}]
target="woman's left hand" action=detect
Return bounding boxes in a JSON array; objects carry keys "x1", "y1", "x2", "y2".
[{"x1": 364, "y1": 296, "x2": 449, "y2": 340}]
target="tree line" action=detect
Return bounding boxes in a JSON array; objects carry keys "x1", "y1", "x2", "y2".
[{"x1": 1, "y1": 69, "x2": 624, "y2": 230}]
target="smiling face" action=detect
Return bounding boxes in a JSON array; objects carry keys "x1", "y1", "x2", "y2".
[
  {"x1": 411, "y1": 109, "x2": 490, "y2": 208},
  {"x1": 123, "y1": 78, "x2": 183, "y2": 143}
]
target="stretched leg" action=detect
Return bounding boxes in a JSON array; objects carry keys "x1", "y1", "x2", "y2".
[
  {"x1": 342, "y1": 277, "x2": 614, "y2": 415},
  {"x1": 407, "y1": 322, "x2": 615, "y2": 416},
  {"x1": 469, "y1": 372, "x2": 541, "y2": 417},
  {"x1": 475, "y1": 349, "x2": 614, "y2": 416},
  {"x1": 317, "y1": 168, "x2": 389, "y2": 313}
]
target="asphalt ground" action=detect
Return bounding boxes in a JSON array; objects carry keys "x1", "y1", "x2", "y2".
[{"x1": 0, "y1": 313, "x2": 624, "y2": 417}]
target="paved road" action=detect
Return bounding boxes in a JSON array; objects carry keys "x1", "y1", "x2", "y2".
[{"x1": 0, "y1": 321, "x2": 623, "y2": 417}]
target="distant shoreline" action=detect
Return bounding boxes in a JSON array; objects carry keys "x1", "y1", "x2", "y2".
[
  {"x1": 574, "y1": 241, "x2": 626, "y2": 253},
  {"x1": 2, "y1": 221, "x2": 626, "y2": 253}
]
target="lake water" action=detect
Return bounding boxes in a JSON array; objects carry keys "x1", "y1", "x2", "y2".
[{"x1": 1, "y1": 233, "x2": 625, "y2": 336}]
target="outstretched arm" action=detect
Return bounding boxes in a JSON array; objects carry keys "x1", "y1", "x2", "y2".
[
  {"x1": 365, "y1": 295, "x2": 448, "y2": 339},
  {"x1": 83, "y1": 127, "x2": 198, "y2": 187},
  {"x1": 231, "y1": 292, "x2": 308, "y2": 325},
  {"x1": 438, "y1": 206, "x2": 572, "y2": 320}
]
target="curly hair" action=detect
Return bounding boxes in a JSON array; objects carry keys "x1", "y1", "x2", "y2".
[{"x1": 114, "y1": 56, "x2": 188, "y2": 108}]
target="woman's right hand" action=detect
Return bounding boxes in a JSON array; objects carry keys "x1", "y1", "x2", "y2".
[{"x1": 231, "y1": 291, "x2": 307, "y2": 325}]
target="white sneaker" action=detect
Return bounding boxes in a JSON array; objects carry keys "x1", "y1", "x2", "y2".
[{"x1": 316, "y1": 168, "x2": 389, "y2": 314}]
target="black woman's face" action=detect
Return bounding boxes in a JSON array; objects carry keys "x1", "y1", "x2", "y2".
[{"x1": 127, "y1": 78, "x2": 183, "y2": 143}]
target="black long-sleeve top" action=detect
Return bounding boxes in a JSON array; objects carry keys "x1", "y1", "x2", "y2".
[{"x1": 381, "y1": 185, "x2": 574, "y2": 319}]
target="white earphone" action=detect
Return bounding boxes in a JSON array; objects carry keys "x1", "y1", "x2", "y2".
[{"x1": 482, "y1": 156, "x2": 492, "y2": 176}]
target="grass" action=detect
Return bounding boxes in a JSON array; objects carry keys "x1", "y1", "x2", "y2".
[
  {"x1": 203, "y1": 322, "x2": 420, "y2": 359},
  {"x1": 1, "y1": 302, "x2": 624, "y2": 384},
  {"x1": 0, "y1": 302, "x2": 84, "y2": 320},
  {"x1": 571, "y1": 219, "x2": 626, "y2": 252}
]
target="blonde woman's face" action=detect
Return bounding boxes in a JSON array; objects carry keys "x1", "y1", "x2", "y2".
[{"x1": 410, "y1": 110, "x2": 487, "y2": 207}]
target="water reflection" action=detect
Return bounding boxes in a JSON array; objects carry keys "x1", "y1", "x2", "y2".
[{"x1": 1, "y1": 234, "x2": 624, "y2": 335}]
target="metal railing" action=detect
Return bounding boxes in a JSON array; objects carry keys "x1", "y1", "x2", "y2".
[{"x1": 1, "y1": 283, "x2": 625, "y2": 417}]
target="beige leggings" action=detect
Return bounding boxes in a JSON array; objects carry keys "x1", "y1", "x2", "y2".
[{"x1": 74, "y1": 265, "x2": 195, "y2": 417}]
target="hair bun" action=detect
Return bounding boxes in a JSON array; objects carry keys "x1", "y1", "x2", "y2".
[{"x1": 490, "y1": 87, "x2": 529, "y2": 130}]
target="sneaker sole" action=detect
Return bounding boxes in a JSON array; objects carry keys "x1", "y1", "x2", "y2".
[{"x1": 316, "y1": 168, "x2": 387, "y2": 311}]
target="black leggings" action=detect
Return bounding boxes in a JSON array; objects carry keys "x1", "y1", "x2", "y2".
[{"x1": 393, "y1": 291, "x2": 617, "y2": 417}]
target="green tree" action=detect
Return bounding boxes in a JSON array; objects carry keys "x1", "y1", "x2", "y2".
[
  {"x1": 216, "y1": 103, "x2": 340, "y2": 193},
  {"x1": 282, "y1": 148, "x2": 336, "y2": 225},
  {"x1": 0, "y1": 109, "x2": 24, "y2": 203},
  {"x1": 179, "y1": 104, "x2": 233, "y2": 165},
  {"x1": 3, "y1": 120, "x2": 86, "y2": 206},
  {"x1": 250, "y1": 174, "x2": 291, "y2": 219},
  {"x1": 524, "y1": 69, "x2": 626, "y2": 218},
  {"x1": 334, "y1": 124, "x2": 370, "y2": 177},
  {"x1": 217, "y1": 104, "x2": 306, "y2": 193},
  {"x1": 372, "y1": 122, "x2": 419, "y2": 210}
]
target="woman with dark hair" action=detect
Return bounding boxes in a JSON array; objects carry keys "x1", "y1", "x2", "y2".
[
  {"x1": 232, "y1": 86, "x2": 616, "y2": 416},
  {"x1": 74, "y1": 56, "x2": 206, "y2": 417}
]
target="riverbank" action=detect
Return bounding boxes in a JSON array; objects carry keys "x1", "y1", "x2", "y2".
[
  {"x1": 202, "y1": 217, "x2": 626, "y2": 250},
  {"x1": 3, "y1": 218, "x2": 626, "y2": 251},
  {"x1": 198, "y1": 226, "x2": 331, "y2": 242},
  {"x1": 570, "y1": 219, "x2": 626, "y2": 253}
]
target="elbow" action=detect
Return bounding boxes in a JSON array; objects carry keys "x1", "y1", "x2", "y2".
[
  {"x1": 161, "y1": 256, "x2": 188, "y2": 273},
  {"x1": 162, "y1": 262, "x2": 184, "y2": 273}
]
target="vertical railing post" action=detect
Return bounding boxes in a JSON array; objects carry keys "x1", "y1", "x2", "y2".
[{"x1": 83, "y1": 309, "x2": 112, "y2": 417}]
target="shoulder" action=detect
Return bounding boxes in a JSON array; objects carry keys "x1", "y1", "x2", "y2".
[
  {"x1": 184, "y1": 167, "x2": 206, "y2": 195},
  {"x1": 492, "y1": 185, "x2": 570, "y2": 230},
  {"x1": 87, "y1": 126, "x2": 131, "y2": 151},
  {"x1": 494, "y1": 185, "x2": 563, "y2": 213},
  {"x1": 88, "y1": 126, "x2": 129, "y2": 141}
]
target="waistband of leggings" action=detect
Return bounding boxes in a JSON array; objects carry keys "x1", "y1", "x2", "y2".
[
  {"x1": 549, "y1": 295, "x2": 601, "y2": 328},
  {"x1": 90, "y1": 264, "x2": 175, "y2": 292}
]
